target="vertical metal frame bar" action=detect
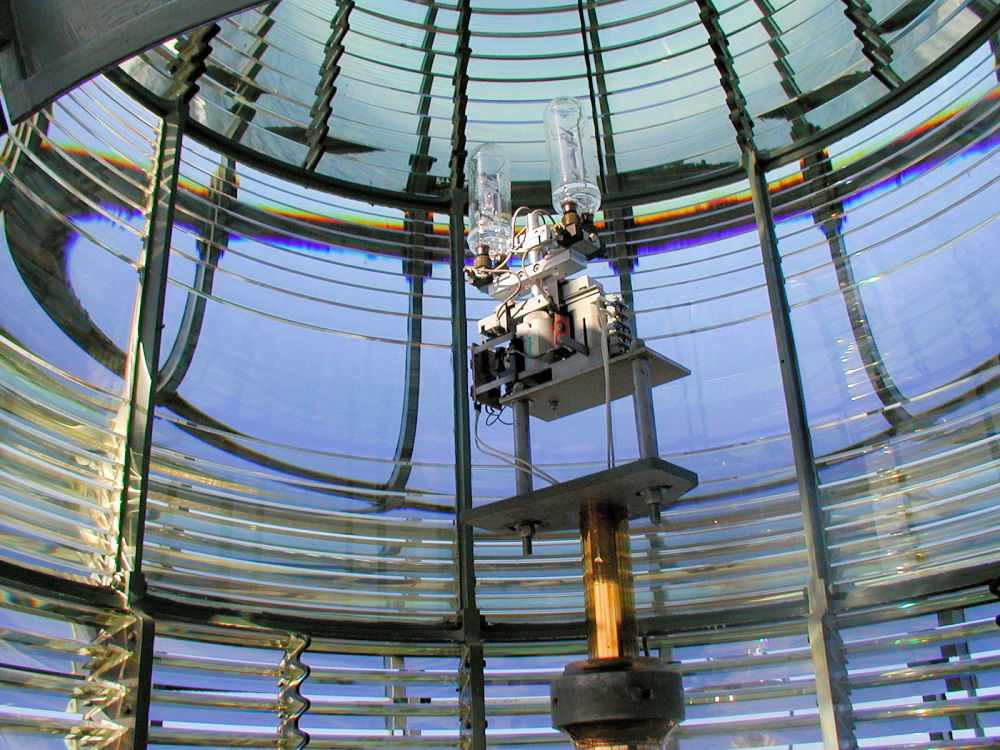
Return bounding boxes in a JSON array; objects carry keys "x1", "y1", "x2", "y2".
[
  {"x1": 277, "y1": 632, "x2": 312, "y2": 749},
  {"x1": 117, "y1": 106, "x2": 183, "y2": 604},
  {"x1": 304, "y1": 0, "x2": 354, "y2": 171},
  {"x1": 933, "y1": 608, "x2": 986, "y2": 739},
  {"x1": 114, "y1": 28, "x2": 213, "y2": 747},
  {"x1": 68, "y1": 610, "x2": 155, "y2": 750},
  {"x1": 746, "y1": 152, "x2": 856, "y2": 750},
  {"x1": 385, "y1": 654, "x2": 408, "y2": 735},
  {"x1": 576, "y1": 0, "x2": 638, "y2": 289},
  {"x1": 112, "y1": 104, "x2": 185, "y2": 750},
  {"x1": 449, "y1": 1, "x2": 487, "y2": 746},
  {"x1": 224, "y1": 1, "x2": 282, "y2": 141},
  {"x1": 841, "y1": 0, "x2": 903, "y2": 89},
  {"x1": 512, "y1": 400, "x2": 534, "y2": 496},
  {"x1": 695, "y1": 2, "x2": 858, "y2": 747},
  {"x1": 452, "y1": 179, "x2": 488, "y2": 750},
  {"x1": 130, "y1": 610, "x2": 156, "y2": 750}
]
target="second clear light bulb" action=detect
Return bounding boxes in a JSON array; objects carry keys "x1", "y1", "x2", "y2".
[
  {"x1": 466, "y1": 143, "x2": 511, "y2": 259},
  {"x1": 544, "y1": 97, "x2": 601, "y2": 217}
]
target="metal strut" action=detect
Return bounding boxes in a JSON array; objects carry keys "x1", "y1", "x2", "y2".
[
  {"x1": 110, "y1": 25, "x2": 215, "y2": 750},
  {"x1": 696, "y1": 2, "x2": 858, "y2": 748},
  {"x1": 65, "y1": 611, "x2": 154, "y2": 750},
  {"x1": 550, "y1": 482, "x2": 686, "y2": 749},
  {"x1": 842, "y1": 0, "x2": 904, "y2": 89},
  {"x1": 449, "y1": 1, "x2": 487, "y2": 747},
  {"x1": 304, "y1": 0, "x2": 354, "y2": 171},
  {"x1": 464, "y1": 458, "x2": 696, "y2": 749}
]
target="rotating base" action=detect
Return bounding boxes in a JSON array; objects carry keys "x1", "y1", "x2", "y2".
[{"x1": 550, "y1": 657, "x2": 684, "y2": 747}]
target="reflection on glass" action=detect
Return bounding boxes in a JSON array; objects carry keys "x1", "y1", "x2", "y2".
[{"x1": 1, "y1": 4, "x2": 999, "y2": 750}]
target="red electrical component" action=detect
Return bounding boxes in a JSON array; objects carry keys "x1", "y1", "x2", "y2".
[{"x1": 553, "y1": 312, "x2": 571, "y2": 347}]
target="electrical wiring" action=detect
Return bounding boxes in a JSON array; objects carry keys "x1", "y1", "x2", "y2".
[
  {"x1": 509, "y1": 205, "x2": 530, "y2": 238},
  {"x1": 474, "y1": 406, "x2": 558, "y2": 485},
  {"x1": 508, "y1": 205, "x2": 532, "y2": 258},
  {"x1": 509, "y1": 207, "x2": 554, "y2": 261},
  {"x1": 529, "y1": 208, "x2": 552, "y2": 226},
  {"x1": 484, "y1": 405, "x2": 511, "y2": 426},
  {"x1": 595, "y1": 299, "x2": 616, "y2": 471},
  {"x1": 493, "y1": 269, "x2": 531, "y2": 328}
]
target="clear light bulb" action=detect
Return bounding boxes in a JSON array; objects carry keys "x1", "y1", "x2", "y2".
[
  {"x1": 466, "y1": 143, "x2": 511, "y2": 259},
  {"x1": 544, "y1": 97, "x2": 601, "y2": 216}
]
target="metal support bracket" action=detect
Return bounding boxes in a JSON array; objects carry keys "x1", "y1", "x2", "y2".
[
  {"x1": 499, "y1": 346, "x2": 689, "y2": 422},
  {"x1": 461, "y1": 457, "x2": 698, "y2": 536}
]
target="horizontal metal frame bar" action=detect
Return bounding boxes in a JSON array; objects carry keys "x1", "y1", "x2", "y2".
[
  {"x1": 2, "y1": 562, "x2": 992, "y2": 644},
  {"x1": 0, "y1": 559, "x2": 123, "y2": 611}
]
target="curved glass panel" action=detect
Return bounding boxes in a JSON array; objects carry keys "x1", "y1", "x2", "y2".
[
  {"x1": 116, "y1": 0, "x2": 999, "y2": 206},
  {"x1": 0, "y1": 77, "x2": 156, "y2": 584},
  {"x1": 0, "y1": 586, "x2": 139, "y2": 749},
  {"x1": 1, "y1": 2, "x2": 999, "y2": 748},
  {"x1": 142, "y1": 141, "x2": 458, "y2": 620},
  {"x1": 778, "y1": 42, "x2": 1000, "y2": 592},
  {"x1": 150, "y1": 621, "x2": 463, "y2": 748}
]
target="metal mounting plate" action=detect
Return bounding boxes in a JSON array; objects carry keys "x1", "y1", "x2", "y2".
[
  {"x1": 461, "y1": 457, "x2": 698, "y2": 534},
  {"x1": 498, "y1": 346, "x2": 689, "y2": 421}
]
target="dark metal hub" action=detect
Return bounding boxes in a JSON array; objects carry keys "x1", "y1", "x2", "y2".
[{"x1": 550, "y1": 657, "x2": 684, "y2": 747}]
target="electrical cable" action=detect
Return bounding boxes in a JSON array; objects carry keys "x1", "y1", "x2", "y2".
[
  {"x1": 484, "y1": 405, "x2": 512, "y2": 426},
  {"x1": 494, "y1": 270, "x2": 529, "y2": 328},
  {"x1": 529, "y1": 208, "x2": 552, "y2": 226},
  {"x1": 509, "y1": 205, "x2": 531, "y2": 258},
  {"x1": 474, "y1": 406, "x2": 558, "y2": 485},
  {"x1": 510, "y1": 205, "x2": 530, "y2": 237}
]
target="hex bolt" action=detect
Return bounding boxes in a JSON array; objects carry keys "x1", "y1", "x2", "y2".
[
  {"x1": 516, "y1": 521, "x2": 536, "y2": 556},
  {"x1": 640, "y1": 486, "x2": 664, "y2": 525}
]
